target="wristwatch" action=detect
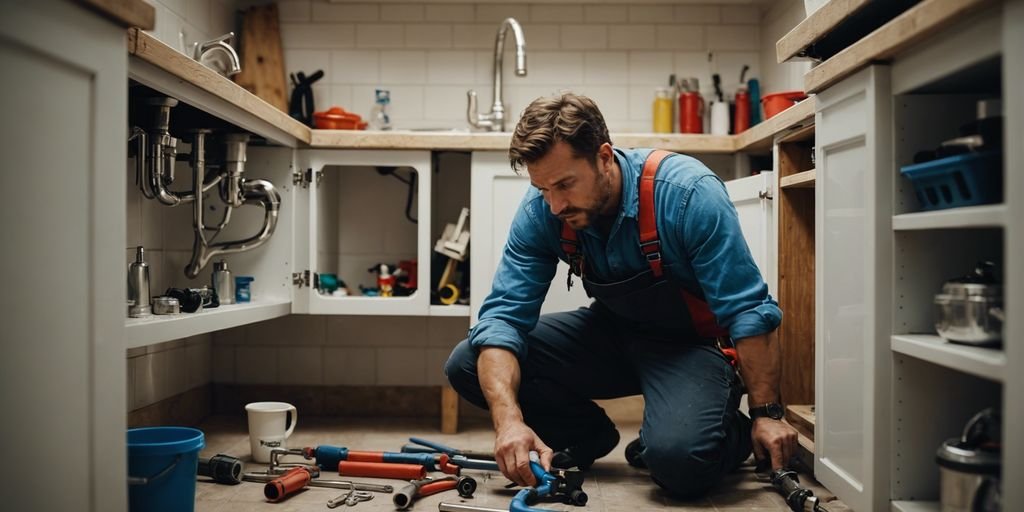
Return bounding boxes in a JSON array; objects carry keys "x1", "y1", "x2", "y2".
[{"x1": 749, "y1": 402, "x2": 785, "y2": 421}]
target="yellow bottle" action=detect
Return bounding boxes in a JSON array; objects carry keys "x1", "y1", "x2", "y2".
[{"x1": 652, "y1": 87, "x2": 673, "y2": 133}]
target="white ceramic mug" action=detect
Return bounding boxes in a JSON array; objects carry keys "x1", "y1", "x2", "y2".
[{"x1": 245, "y1": 402, "x2": 297, "y2": 463}]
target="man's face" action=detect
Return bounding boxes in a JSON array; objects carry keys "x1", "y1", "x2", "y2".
[{"x1": 528, "y1": 141, "x2": 615, "y2": 230}]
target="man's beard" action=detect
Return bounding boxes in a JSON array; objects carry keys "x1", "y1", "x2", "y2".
[{"x1": 561, "y1": 172, "x2": 614, "y2": 229}]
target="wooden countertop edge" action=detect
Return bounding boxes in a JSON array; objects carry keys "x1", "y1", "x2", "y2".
[
  {"x1": 75, "y1": 0, "x2": 155, "y2": 29},
  {"x1": 308, "y1": 131, "x2": 739, "y2": 153},
  {"x1": 734, "y1": 98, "x2": 816, "y2": 153},
  {"x1": 130, "y1": 29, "x2": 311, "y2": 144},
  {"x1": 776, "y1": 0, "x2": 871, "y2": 63},
  {"x1": 805, "y1": 0, "x2": 996, "y2": 94}
]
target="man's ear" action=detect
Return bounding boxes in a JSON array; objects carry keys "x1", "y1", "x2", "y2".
[{"x1": 597, "y1": 143, "x2": 614, "y2": 172}]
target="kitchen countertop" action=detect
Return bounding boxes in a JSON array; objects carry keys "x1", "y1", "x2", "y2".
[{"x1": 128, "y1": 30, "x2": 815, "y2": 154}]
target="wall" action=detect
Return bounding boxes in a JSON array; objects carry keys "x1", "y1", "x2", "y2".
[
  {"x1": 146, "y1": 0, "x2": 238, "y2": 55},
  {"x1": 758, "y1": 0, "x2": 811, "y2": 94},
  {"x1": 127, "y1": 0, "x2": 236, "y2": 414},
  {"x1": 276, "y1": 1, "x2": 764, "y2": 132}
]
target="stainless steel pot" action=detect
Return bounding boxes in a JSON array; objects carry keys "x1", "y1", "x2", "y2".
[
  {"x1": 152, "y1": 296, "x2": 180, "y2": 315},
  {"x1": 934, "y1": 262, "x2": 1003, "y2": 346},
  {"x1": 936, "y1": 408, "x2": 1002, "y2": 512}
]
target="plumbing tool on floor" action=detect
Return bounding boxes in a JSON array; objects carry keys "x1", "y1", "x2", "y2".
[
  {"x1": 197, "y1": 453, "x2": 244, "y2": 484},
  {"x1": 440, "y1": 452, "x2": 587, "y2": 512},
  {"x1": 242, "y1": 464, "x2": 393, "y2": 494},
  {"x1": 339, "y1": 460, "x2": 428, "y2": 480},
  {"x1": 262, "y1": 466, "x2": 315, "y2": 502},
  {"x1": 273, "y1": 445, "x2": 465, "y2": 475},
  {"x1": 756, "y1": 460, "x2": 825, "y2": 512},
  {"x1": 402, "y1": 437, "x2": 496, "y2": 461},
  {"x1": 394, "y1": 475, "x2": 478, "y2": 510},
  {"x1": 328, "y1": 487, "x2": 375, "y2": 508}
]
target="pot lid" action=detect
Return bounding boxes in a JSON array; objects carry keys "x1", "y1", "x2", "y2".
[{"x1": 942, "y1": 262, "x2": 1002, "y2": 297}]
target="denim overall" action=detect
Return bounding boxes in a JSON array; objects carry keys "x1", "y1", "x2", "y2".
[{"x1": 446, "y1": 151, "x2": 752, "y2": 497}]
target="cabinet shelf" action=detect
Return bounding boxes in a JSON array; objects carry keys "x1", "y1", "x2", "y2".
[
  {"x1": 891, "y1": 334, "x2": 1005, "y2": 382},
  {"x1": 125, "y1": 299, "x2": 291, "y2": 349},
  {"x1": 891, "y1": 500, "x2": 940, "y2": 512},
  {"x1": 780, "y1": 169, "x2": 816, "y2": 189},
  {"x1": 429, "y1": 304, "x2": 470, "y2": 317},
  {"x1": 892, "y1": 204, "x2": 1006, "y2": 230}
]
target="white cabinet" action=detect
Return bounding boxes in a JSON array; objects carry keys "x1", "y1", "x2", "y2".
[
  {"x1": 725, "y1": 172, "x2": 776, "y2": 294},
  {"x1": 814, "y1": 65, "x2": 892, "y2": 512},
  {"x1": 294, "y1": 150, "x2": 434, "y2": 315},
  {"x1": 1, "y1": 2, "x2": 128, "y2": 511},
  {"x1": 469, "y1": 152, "x2": 591, "y2": 322}
]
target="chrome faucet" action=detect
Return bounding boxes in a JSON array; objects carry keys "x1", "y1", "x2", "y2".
[
  {"x1": 192, "y1": 32, "x2": 241, "y2": 77},
  {"x1": 467, "y1": 18, "x2": 527, "y2": 132}
]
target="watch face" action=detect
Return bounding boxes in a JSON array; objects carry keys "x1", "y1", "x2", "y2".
[{"x1": 767, "y1": 403, "x2": 785, "y2": 419}]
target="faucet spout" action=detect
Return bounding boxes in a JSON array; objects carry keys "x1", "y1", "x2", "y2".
[
  {"x1": 468, "y1": 17, "x2": 526, "y2": 132},
  {"x1": 193, "y1": 32, "x2": 241, "y2": 77}
]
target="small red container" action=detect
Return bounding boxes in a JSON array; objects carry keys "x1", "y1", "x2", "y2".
[
  {"x1": 761, "y1": 91, "x2": 808, "y2": 119},
  {"x1": 313, "y1": 107, "x2": 368, "y2": 130}
]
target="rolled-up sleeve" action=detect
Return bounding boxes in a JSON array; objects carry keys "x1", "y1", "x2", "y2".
[
  {"x1": 468, "y1": 195, "x2": 559, "y2": 360},
  {"x1": 677, "y1": 175, "x2": 782, "y2": 339}
]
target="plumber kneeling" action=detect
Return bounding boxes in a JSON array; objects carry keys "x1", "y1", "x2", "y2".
[{"x1": 445, "y1": 93, "x2": 798, "y2": 498}]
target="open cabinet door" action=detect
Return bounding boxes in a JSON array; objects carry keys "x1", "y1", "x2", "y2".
[
  {"x1": 725, "y1": 172, "x2": 776, "y2": 294},
  {"x1": 470, "y1": 151, "x2": 591, "y2": 323},
  {"x1": 294, "y1": 149, "x2": 433, "y2": 316}
]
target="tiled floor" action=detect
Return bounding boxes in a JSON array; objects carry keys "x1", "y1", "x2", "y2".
[{"x1": 192, "y1": 416, "x2": 850, "y2": 512}]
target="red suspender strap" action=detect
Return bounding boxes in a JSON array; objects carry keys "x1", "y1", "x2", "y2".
[
  {"x1": 638, "y1": 150, "x2": 673, "y2": 278},
  {"x1": 638, "y1": 150, "x2": 730, "y2": 338},
  {"x1": 560, "y1": 221, "x2": 584, "y2": 279}
]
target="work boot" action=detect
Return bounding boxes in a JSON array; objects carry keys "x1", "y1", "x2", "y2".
[
  {"x1": 551, "y1": 427, "x2": 620, "y2": 470},
  {"x1": 624, "y1": 436, "x2": 647, "y2": 469}
]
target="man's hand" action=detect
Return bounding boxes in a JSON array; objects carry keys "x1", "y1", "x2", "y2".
[
  {"x1": 751, "y1": 417, "x2": 799, "y2": 470},
  {"x1": 494, "y1": 420, "x2": 554, "y2": 487}
]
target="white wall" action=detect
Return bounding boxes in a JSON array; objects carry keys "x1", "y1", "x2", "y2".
[
  {"x1": 758, "y1": 0, "x2": 811, "y2": 94},
  {"x1": 277, "y1": 1, "x2": 764, "y2": 132},
  {"x1": 146, "y1": 0, "x2": 238, "y2": 55}
]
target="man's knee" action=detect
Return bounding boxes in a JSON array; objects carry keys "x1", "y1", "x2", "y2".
[
  {"x1": 444, "y1": 339, "x2": 484, "y2": 405},
  {"x1": 642, "y1": 430, "x2": 728, "y2": 498}
]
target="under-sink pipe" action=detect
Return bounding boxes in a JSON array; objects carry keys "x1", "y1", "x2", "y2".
[{"x1": 184, "y1": 130, "x2": 280, "y2": 278}]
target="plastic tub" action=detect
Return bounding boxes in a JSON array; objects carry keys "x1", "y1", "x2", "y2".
[
  {"x1": 899, "y1": 151, "x2": 1003, "y2": 211},
  {"x1": 313, "y1": 107, "x2": 368, "y2": 130},
  {"x1": 762, "y1": 91, "x2": 808, "y2": 119},
  {"x1": 127, "y1": 427, "x2": 205, "y2": 512}
]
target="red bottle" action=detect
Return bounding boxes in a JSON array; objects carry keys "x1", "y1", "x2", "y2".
[
  {"x1": 734, "y1": 86, "x2": 750, "y2": 133},
  {"x1": 679, "y1": 91, "x2": 703, "y2": 134}
]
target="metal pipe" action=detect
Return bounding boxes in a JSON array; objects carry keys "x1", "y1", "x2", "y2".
[
  {"x1": 220, "y1": 133, "x2": 248, "y2": 208},
  {"x1": 491, "y1": 17, "x2": 527, "y2": 117},
  {"x1": 242, "y1": 473, "x2": 393, "y2": 493}
]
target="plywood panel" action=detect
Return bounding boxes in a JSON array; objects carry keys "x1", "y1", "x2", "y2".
[{"x1": 778, "y1": 186, "x2": 815, "y2": 406}]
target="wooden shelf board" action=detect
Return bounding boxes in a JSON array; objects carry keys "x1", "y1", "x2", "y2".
[
  {"x1": 78, "y1": 0, "x2": 155, "y2": 29},
  {"x1": 786, "y1": 405, "x2": 815, "y2": 441},
  {"x1": 892, "y1": 501, "x2": 940, "y2": 512},
  {"x1": 892, "y1": 204, "x2": 1006, "y2": 230},
  {"x1": 777, "y1": 0, "x2": 872, "y2": 63},
  {"x1": 780, "y1": 169, "x2": 816, "y2": 189},
  {"x1": 735, "y1": 98, "x2": 816, "y2": 153},
  {"x1": 891, "y1": 334, "x2": 1005, "y2": 382},
  {"x1": 429, "y1": 304, "x2": 471, "y2": 317},
  {"x1": 126, "y1": 298, "x2": 291, "y2": 349},
  {"x1": 128, "y1": 29, "x2": 310, "y2": 146},
  {"x1": 806, "y1": 0, "x2": 996, "y2": 93}
]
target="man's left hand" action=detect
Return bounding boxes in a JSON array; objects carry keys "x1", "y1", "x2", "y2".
[{"x1": 751, "y1": 417, "x2": 799, "y2": 470}]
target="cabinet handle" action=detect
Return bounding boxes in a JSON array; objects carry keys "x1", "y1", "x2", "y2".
[{"x1": 759, "y1": 190, "x2": 773, "y2": 201}]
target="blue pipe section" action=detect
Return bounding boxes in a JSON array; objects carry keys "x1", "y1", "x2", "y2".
[
  {"x1": 409, "y1": 437, "x2": 460, "y2": 456},
  {"x1": 313, "y1": 445, "x2": 443, "y2": 471},
  {"x1": 451, "y1": 455, "x2": 499, "y2": 472},
  {"x1": 508, "y1": 461, "x2": 560, "y2": 512},
  {"x1": 313, "y1": 446, "x2": 349, "y2": 470}
]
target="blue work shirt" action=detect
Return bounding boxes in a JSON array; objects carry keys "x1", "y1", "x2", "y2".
[{"x1": 469, "y1": 147, "x2": 782, "y2": 360}]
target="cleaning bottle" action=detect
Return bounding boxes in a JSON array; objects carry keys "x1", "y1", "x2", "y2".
[
  {"x1": 370, "y1": 89, "x2": 392, "y2": 131},
  {"x1": 734, "y1": 65, "x2": 751, "y2": 134}
]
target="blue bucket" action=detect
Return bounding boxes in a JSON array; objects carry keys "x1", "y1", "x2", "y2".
[{"x1": 127, "y1": 427, "x2": 205, "y2": 512}]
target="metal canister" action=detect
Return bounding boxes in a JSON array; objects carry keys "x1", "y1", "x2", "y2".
[
  {"x1": 152, "y1": 296, "x2": 180, "y2": 315},
  {"x1": 127, "y1": 246, "x2": 152, "y2": 318},
  {"x1": 212, "y1": 260, "x2": 235, "y2": 305}
]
